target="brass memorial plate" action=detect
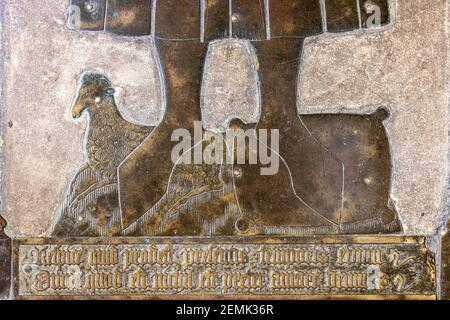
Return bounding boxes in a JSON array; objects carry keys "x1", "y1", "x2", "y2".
[{"x1": 0, "y1": 0, "x2": 449, "y2": 300}]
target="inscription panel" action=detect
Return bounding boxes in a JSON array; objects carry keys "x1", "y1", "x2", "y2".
[
  {"x1": 14, "y1": 237, "x2": 435, "y2": 299},
  {"x1": 441, "y1": 220, "x2": 450, "y2": 300}
]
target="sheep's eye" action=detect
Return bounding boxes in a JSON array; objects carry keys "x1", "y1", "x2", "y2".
[{"x1": 94, "y1": 96, "x2": 102, "y2": 103}]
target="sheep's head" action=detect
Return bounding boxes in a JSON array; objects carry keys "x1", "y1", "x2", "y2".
[{"x1": 71, "y1": 73, "x2": 116, "y2": 118}]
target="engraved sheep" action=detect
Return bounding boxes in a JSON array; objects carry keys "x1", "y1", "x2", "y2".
[
  {"x1": 51, "y1": 73, "x2": 153, "y2": 237},
  {"x1": 71, "y1": 73, "x2": 153, "y2": 179}
]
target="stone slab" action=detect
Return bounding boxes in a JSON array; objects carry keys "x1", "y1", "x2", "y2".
[{"x1": 0, "y1": 0, "x2": 449, "y2": 301}]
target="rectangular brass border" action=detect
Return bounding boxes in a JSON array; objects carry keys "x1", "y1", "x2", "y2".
[{"x1": 12, "y1": 235, "x2": 435, "y2": 300}]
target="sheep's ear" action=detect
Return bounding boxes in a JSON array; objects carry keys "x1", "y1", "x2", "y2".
[{"x1": 105, "y1": 88, "x2": 115, "y2": 96}]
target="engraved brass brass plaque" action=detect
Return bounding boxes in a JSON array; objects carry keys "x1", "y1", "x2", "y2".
[{"x1": 51, "y1": 0, "x2": 400, "y2": 238}]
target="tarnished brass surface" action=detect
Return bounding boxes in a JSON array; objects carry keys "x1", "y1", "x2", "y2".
[
  {"x1": 119, "y1": 1, "x2": 206, "y2": 232},
  {"x1": 325, "y1": 0, "x2": 360, "y2": 32},
  {"x1": 105, "y1": 0, "x2": 152, "y2": 36},
  {"x1": 13, "y1": 236, "x2": 436, "y2": 299}
]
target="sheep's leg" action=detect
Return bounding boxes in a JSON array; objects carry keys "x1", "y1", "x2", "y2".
[{"x1": 118, "y1": 0, "x2": 399, "y2": 235}]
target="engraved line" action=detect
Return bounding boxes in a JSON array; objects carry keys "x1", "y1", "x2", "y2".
[
  {"x1": 356, "y1": 0, "x2": 362, "y2": 28},
  {"x1": 276, "y1": 147, "x2": 339, "y2": 227},
  {"x1": 151, "y1": 0, "x2": 157, "y2": 37},
  {"x1": 339, "y1": 163, "x2": 345, "y2": 229},
  {"x1": 253, "y1": 130, "x2": 339, "y2": 227},
  {"x1": 117, "y1": 163, "x2": 125, "y2": 231},
  {"x1": 257, "y1": 0, "x2": 266, "y2": 40},
  {"x1": 165, "y1": 189, "x2": 225, "y2": 227},
  {"x1": 295, "y1": 116, "x2": 346, "y2": 228},
  {"x1": 155, "y1": 37, "x2": 200, "y2": 41},
  {"x1": 69, "y1": 179, "x2": 114, "y2": 208},
  {"x1": 200, "y1": 0, "x2": 206, "y2": 43},
  {"x1": 224, "y1": 138, "x2": 244, "y2": 218},
  {"x1": 229, "y1": 0, "x2": 233, "y2": 37},
  {"x1": 295, "y1": 41, "x2": 346, "y2": 227},
  {"x1": 104, "y1": 0, "x2": 108, "y2": 32}
]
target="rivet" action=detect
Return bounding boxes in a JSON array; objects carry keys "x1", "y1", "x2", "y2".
[{"x1": 85, "y1": 2, "x2": 94, "y2": 12}]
